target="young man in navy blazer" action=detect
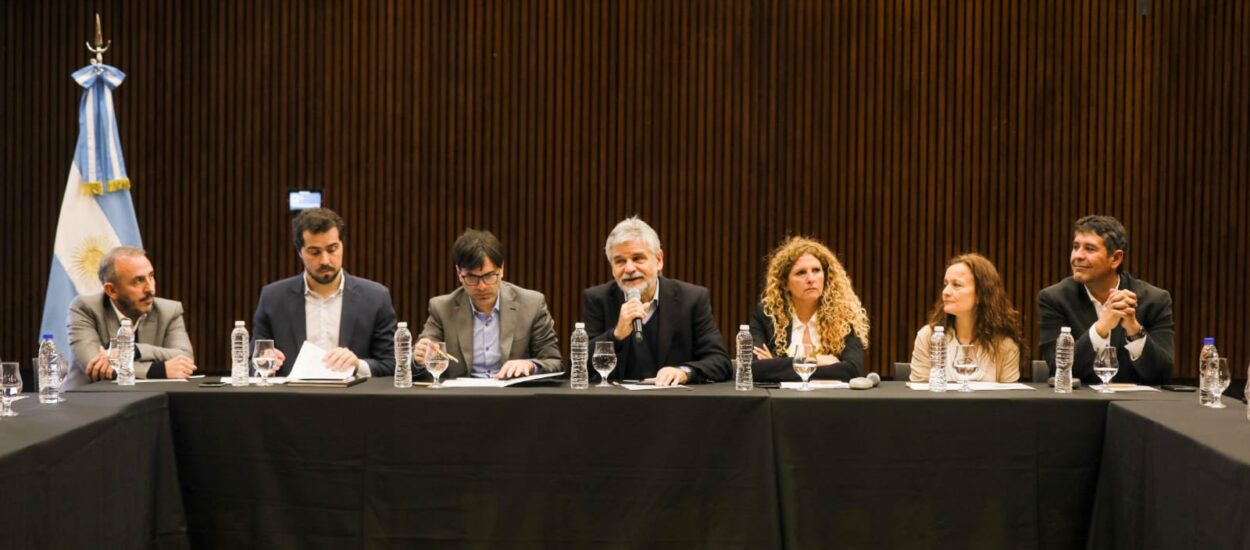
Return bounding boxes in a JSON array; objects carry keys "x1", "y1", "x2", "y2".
[{"x1": 252, "y1": 208, "x2": 397, "y2": 377}]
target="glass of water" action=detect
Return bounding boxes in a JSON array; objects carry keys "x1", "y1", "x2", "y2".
[
  {"x1": 1206, "y1": 357, "x2": 1231, "y2": 409},
  {"x1": 252, "y1": 340, "x2": 278, "y2": 386},
  {"x1": 592, "y1": 342, "x2": 616, "y2": 387},
  {"x1": 792, "y1": 343, "x2": 817, "y2": 391},
  {"x1": 1, "y1": 362, "x2": 22, "y2": 417},
  {"x1": 953, "y1": 344, "x2": 978, "y2": 393},
  {"x1": 424, "y1": 341, "x2": 450, "y2": 389},
  {"x1": 1093, "y1": 346, "x2": 1118, "y2": 393}
]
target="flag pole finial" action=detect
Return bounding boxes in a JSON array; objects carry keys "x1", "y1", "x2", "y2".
[{"x1": 86, "y1": 13, "x2": 111, "y2": 66}]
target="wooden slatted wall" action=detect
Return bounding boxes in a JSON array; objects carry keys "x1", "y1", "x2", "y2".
[{"x1": 2, "y1": 0, "x2": 1247, "y2": 381}]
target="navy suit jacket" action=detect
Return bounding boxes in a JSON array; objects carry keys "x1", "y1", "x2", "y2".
[
  {"x1": 252, "y1": 272, "x2": 397, "y2": 376},
  {"x1": 582, "y1": 277, "x2": 731, "y2": 383},
  {"x1": 1038, "y1": 273, "x2": 1174, "y2": 385}
]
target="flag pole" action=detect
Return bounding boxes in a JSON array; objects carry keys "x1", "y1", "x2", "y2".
[{"x1": 85, "y1": 13, "x2": 110, "y2": 67}]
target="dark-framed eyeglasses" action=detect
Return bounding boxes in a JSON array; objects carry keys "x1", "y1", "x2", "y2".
[{"x1": 459, "y1": 270, "x2": 500, "y2": 286}]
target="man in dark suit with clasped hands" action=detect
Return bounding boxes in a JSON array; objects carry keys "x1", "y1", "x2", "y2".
[{"x1": 1038, "y1": 215, "x2": 1174, "y2": 385}]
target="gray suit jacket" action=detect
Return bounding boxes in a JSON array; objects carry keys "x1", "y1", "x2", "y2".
[
  {"x1": 64, "y1": 293, "x2": 195, "y2": 389},
  {"x1": 418, "y1": 282, "x2": 563, "y2": 378}
]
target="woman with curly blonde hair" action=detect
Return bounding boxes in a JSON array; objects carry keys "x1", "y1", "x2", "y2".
[
  {"x1": 749, "y1": 236, "x2": 870, "y2": 381},
  {"x1": 909, "y1": 253, "x2": 1024, "y2": 383}
]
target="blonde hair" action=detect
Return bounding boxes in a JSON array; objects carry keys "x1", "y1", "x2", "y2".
[{"x1": 760, "y1": 236, "x2": 870, "y2": 355}]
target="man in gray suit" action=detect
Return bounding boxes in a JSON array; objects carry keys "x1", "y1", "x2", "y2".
[
  {"x1": 65, "y1": 246, "x2": 197, "y2": 388},
  {"x1": 414, "y1": 229, "x2": 562, "y2": 379}
]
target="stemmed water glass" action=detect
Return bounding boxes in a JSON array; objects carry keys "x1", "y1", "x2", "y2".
[
  {"x1": 953, "y1": 344, "x2": 978, "y2": 393},
  {"x1": 592, "y1": 342, "x2": 616, "y2": 388},
  {"x1": 425, "y1": 341, "x2": 450, "y2": 389},
  {"x1": 1, "y1": 362, "x2": 22, "y2": 417},
  {"x1": 1093, "y1": 346, "x2": 1119, "y2": 393},
  {"x1": 1206, "y1": 357, "x2": 1231, "y2": 409},
  {"x1": 252, "y1": 340, "x2": 278, "y2": 386},
  {"x1": 792, "y1": 343, "x2": 817, "y2": 391}
]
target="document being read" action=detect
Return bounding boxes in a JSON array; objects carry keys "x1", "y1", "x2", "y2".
[{"x1": 287, "y1": 341, "x2": 354, "y2": 381}]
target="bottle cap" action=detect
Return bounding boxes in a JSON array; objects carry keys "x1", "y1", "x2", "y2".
[
  {"x1": 235, "y1": 320, "x2": 245, "y2": 326},
  {"x1": 1203, "y1": 337, "x2": 1215, "y2": 345},
  {"x1": 397, "y1": 321, "x2": 408, "y2": 328},
  {"x1": 42, "y1": 333, "x2": 54, "y2": 339},
  {"x1": 1060, "y1": 327, "x2": 1071, "y2": 333},
  {"x1": 740, "y1": 324, "x2": 750, "y2": 331},
  {"x1": 575, "y1": 322, "x2": 585, "y2": 328},
  {"x1": 934, "y1": 326, "x2": 944, "y2": 332},
  {"x1": 121, "y1": 318, "x2": 132, "y2": 325}
]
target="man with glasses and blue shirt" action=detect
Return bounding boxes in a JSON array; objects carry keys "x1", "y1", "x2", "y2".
[{"x1": 413, "y1": 229, "x2": 563, "y2": 379}]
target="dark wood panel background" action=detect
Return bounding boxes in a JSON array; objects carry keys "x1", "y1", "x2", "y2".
[{"x1": 2, "y1": 0, "x2": 1247, "y2": 382}]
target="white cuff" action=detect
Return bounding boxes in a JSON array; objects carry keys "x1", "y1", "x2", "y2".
[
  {"x1": 1125, "y1": 334, "x2": 1147, "y2": 361},
  {"x1": 1087, "y1": 325, "x2": 1111, "y2": 350},
  {"x1": 356, "y1": 360, "x2": 372, "y2": 378}
]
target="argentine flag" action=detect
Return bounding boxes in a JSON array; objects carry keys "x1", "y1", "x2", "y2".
[{"x1": 39, "y1": 62, "x2": 143, "y2": 360}]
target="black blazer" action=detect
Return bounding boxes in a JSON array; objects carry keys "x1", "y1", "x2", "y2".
[
  {"x1": 748, "y1": 303, "x2": 865, "y2": 382},
  {"x1": 1038, "y1": 273, "x2": 1174, "y2": 385},
  {"x1": 252, "y1": 272, "x2": 398, "y2": 376},
  {"x1": 582, "y1": 277, "x2": 732, "y2": 383}
]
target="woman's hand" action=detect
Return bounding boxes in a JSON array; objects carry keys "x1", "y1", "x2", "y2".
[{"x1": 753, "y1": 346, "x2": 774, "y2": 360}]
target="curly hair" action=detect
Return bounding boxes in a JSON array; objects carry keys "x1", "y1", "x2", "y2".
[
  {"x1": 926, "y1": 253, "x2": 1025, "y2": 365},
  {"x1": 760, "y1": 236, "x2": 870, "y2": 355}
]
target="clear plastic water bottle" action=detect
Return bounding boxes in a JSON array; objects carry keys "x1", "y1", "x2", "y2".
[
  {"x1": 1054, "y1": 327, "x2": 1075, "y2": 394},
  {"x1": 115, "y1": 319, "x2": 136, "y2": 385},
  {"x1": 928, "y1": 326, "x2": 948, "y2": 392},
  {"x1": 1199, "y1": 337, "x2": 1218, "y2": 406},
  {"x1": 230, "y1": 321, "x2": 250, "y2": 387},
  {"x1": 394, "y1": 322, "x2": 413, "y2": 388},
  {"x1": 735, "y1": 325, "x2": 753, "y2": 391},
  {"x1": 37, "y1": 333, "x2": 63, "y2": 404},
  {"x1": 570, "y1": 323, "x2": 589, "y2": 390}
]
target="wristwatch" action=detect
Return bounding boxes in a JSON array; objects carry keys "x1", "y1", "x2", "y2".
[{"x1": 1125, "y1": 330, "x2": 1147, "y2": 343}]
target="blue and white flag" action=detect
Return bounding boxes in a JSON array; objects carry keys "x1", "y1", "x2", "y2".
[{"x1": 39, "y1": 62, "x2": 143, "y2": 359}]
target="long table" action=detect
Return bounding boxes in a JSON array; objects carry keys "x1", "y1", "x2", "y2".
[
  {"x1": 41, "y1": 380, "x2": 1250, "y2": 549},
  {"x1": 1089, "y1": 399, "x2": 1250, "y2": 550},
  {"x1": 0, "y1": 392, "x2": 186, "y2": 549}
]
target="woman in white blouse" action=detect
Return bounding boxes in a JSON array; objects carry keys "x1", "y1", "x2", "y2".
[{"x1": 910, "y1": 253, "x2": 1024, "y2": 383}]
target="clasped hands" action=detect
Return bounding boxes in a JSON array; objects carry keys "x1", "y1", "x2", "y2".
[{"x1": 1094, "y1": 289, "x2": 1142, "y2": 339}]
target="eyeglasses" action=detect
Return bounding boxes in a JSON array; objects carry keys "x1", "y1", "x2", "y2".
[{"x1": 459, "y1": 270, "x2": 500, "y2": 286}]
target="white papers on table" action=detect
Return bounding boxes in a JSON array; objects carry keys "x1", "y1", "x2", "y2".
[
  {"x1": 287, "y1": 341, "x2": 353, "y2": 381},
  {"x1": 439, "y1": 371, "x2": 564, "y2": 388},
  {"x1": 619, "y1": 383, "x2": 691, "y2": 391},
  {"x1": 781, "y1": 381, "x2": 850, "y2": 390},
  {"x1": 248, "y1": 376, "x2": 287, "y2": 385},
  {"x1": 906, "y1": 381, "x2": 1035, "y2": 391},
  {"x1": 1101, "y1": 384, "x2": 1161, "y2": 393}
]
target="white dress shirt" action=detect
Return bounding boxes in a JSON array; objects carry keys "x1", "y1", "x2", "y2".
[
  {"x1": 304, "y1": 273, "x2": 371, "y2": 378},
  {"x1": 1085, "y1": 276, "x2": 1146, "y2": 361}
]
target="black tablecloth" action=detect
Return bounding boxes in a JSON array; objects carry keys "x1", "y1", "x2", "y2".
[
  {"x1": 83, "y1": 380, "x2": 781, "y2": 549},
  {"x1": 765, "y1": 383, "x2": 1191, "y2": 550},
  {"x1": 1089, "y1": 397, "x2": 1250, "y2": 550},
  {"x1": 0, "y1": 392, "x2": 186, "y2": 548}
]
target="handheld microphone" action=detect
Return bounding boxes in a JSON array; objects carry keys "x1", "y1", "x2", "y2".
[
  {"x1": 849, "y1": 372, "x2": 881, "y2": 390},
  {"x1": 626, "y1": 288, "x2": 644, "y2": 344}
]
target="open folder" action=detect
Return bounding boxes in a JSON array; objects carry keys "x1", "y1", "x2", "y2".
[{"x1": 439, "y1": 371, "x2": 564, "y2": 388}]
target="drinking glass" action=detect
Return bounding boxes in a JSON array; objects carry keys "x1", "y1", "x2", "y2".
[
  {"x1": 592, "y1": 342, "x2": 616, "y2": 388},
  {"x1": 1244, "y1": 363, "x2": 1250, "y2": 422},
  {"x1": 252, "y1": 340, "x2": 278, "y2": 386},
  {"x1": 792, "y1": 343, "x2": 817, "y2": 391},
  {"x1": 1, "y1": 362, "x2": 22, "y2": 417},
  {"x1": 1093, "y1": 346, "x2": 1119, "y2": 393},
  {"x1": 424, "y1": 342, "x2": 450, "y2": 389},
  {"x1": 953, "y1": 344, "x2": 978, "y2": 393},
  {"x1": 106, "y1": 337, "x2": 122, "y2": 381},
  {"x1": 1206, "y1": 357, "x2": 1231, "y2": 409}
]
